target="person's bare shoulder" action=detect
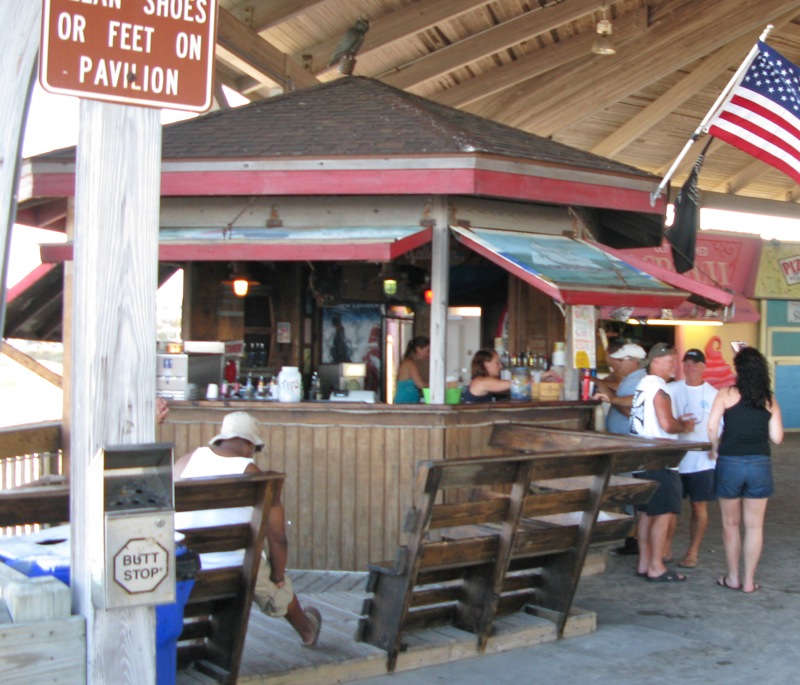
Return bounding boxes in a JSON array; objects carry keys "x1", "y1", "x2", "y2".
[{"x1": 173, "y1": 451, "x2": 194, "y2": 478}]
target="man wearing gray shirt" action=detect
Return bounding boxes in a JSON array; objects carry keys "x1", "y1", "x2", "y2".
[{"x1": 594, "y1": 343, "x2": 647, "y2": 434}]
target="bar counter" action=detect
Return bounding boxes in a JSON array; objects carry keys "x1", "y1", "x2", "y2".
[{"x1": 159, "y1": 399, "x2": 597, "y2": 572}]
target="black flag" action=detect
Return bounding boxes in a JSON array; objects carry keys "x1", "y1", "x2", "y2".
[{"x1": 667, "y1": 138, "x2": 712, "y2": 273}]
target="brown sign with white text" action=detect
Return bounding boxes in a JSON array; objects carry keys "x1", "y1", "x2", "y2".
[{"x1": 40, "y1": 0, "x2": 218, "y2": 112}]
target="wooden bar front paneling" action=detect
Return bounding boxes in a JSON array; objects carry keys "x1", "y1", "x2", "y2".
[{"x1": 162, "y1": 400, "x2": 594, "y2": 571}]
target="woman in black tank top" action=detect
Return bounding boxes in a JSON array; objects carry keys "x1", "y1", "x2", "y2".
[{"x1": 707, "y1": 347, "x2": 783, "y2": 594}]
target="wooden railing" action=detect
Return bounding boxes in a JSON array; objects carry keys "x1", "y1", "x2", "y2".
[{"x1": 0, "y1": 421, "x2": 64, "y2": 535}]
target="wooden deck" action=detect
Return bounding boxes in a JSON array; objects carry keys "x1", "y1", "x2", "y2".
[{"x1": 177, "y1": 569, "x2": 597, "y2": 685}]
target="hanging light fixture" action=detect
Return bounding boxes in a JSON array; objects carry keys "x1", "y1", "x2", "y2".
[
  {"x1": 592, "y1": 2, "x2": 616, "y2": 55},
  {"x1": 226, "y1": 263, "x2": 259, "y2": 297},
  {"x1": 379, "y1": 262, "x2": 399, "y2": 296}
]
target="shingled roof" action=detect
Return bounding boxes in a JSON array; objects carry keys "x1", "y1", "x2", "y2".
[{"x1": 40, "y1": 77, "x2": 657, "y2": 181}]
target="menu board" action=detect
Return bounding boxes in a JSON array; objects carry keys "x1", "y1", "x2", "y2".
[{"x1": 571, "y1": 304, "x2": 597, "y2": 369}]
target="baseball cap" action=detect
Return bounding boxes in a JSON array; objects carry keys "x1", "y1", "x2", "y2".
[
  {"x1": 683, "y1": 348, "x2": 706, "y2": 364},
  {"x1": 645, "y1": 342, "x2": 677, "y2": 365},
  {"x1": 609, "y1": 343, "x2": 646, "y2": 360},
  {"x1": 209, "y1": 411, "x2": 265, "y2": 451}
]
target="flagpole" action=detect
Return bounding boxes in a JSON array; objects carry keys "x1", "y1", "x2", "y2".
[{"x1": 650, "y1": 24, "x2": 775, "y2": 205}]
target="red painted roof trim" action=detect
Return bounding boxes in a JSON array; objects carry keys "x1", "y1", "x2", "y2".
[
  {"x1": 6, "y1": 263, "x2": 57, "y2": 303},
  {"x1": 25, "y1": 167, "x2": 665, "y2": 215}
]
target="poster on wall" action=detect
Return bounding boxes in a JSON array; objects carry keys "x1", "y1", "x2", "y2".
[
  {"x1": 753, "y1": 242, "x2": 800, "y2": 298},
  {"x1": 322, "y1": 304, "x2": 384, "y2": 391},
  {"x1": 570, "y1": 304, "x2": 596, "y2": 369}
]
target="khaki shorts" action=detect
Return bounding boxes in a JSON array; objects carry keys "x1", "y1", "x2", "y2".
[{"x1": 253, "y1": 552, "x2": 294, "y2": 618}]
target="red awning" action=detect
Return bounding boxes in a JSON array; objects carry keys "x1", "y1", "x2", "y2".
[
  {"x1": 600, "y1": 293, "x2": 759, "y2": 324},
  {"x1": 592, "y1": 242, "x2": 734, "y2": 308},
  {"x1": 451, "y1": 226, "x2": 691, "y2": 308},
  {"x1": 40, "y1": 226, "x2": 433, "y2": 263}
]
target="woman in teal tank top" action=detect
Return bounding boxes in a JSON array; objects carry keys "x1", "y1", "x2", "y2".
[{"x1": 393, "y1": 336, "x2": 430, "y2": 403}]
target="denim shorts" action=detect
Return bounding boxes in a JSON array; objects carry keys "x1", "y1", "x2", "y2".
[{"x1": 715, "y1": 455, "x2": 774, "y2": 499}]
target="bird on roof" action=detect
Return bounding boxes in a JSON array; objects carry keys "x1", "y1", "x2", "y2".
[{"x1": 328, "y1": 18, "x2": 370, "y2": 75}]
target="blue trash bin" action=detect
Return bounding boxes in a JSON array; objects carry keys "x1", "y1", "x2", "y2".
[
  {"x1": 156, "y1": 544, "x2": 200, "y2": 685},
  {"x1": 0, "y1": 525, "x2": 199, "y2": 685},
  {"x1": 0, "y1": 524, "x2": 72, "y2": 583}
]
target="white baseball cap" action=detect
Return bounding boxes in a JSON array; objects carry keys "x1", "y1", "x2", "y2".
[
  {"x1": 609, "y1": 343, "x2": 646, "y2": 360},
  {"x1": 209, "y1": 412, "x2": 265, "y2": 451}
]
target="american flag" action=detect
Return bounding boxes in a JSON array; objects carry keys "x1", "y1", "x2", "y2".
[{"x1": 707, "y1": 40, "x2": 800, "y2": 185}]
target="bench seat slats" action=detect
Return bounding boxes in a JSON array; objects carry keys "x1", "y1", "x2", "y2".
[
  {"x1": 360, "y1": 424, "x2": 707, "y2": 671},
  {"x1": 0, "y1": 472, "x2": 284, "y2": 685},
  {"x1": 178, "y1": 524, "x2": 251, "y2": 554}
]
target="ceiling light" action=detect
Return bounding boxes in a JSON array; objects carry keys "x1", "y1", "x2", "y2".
[
  {"x1": 645, "y1": 319, "x2": 723, "y2": 327},
  {"x1": 592, "y1": 4, "x2": 616, "y2": 55},
  {"x1": 225, "y1": 263, "x2": 259, "y2": 297}
]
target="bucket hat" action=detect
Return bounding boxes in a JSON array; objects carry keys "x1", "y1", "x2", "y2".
[
  {"x1": 210, "y1": 412, "x2": 265, "y2": 451},
  {"x1": 609, "y1": 343, "x2": 646, "y2": 360}
]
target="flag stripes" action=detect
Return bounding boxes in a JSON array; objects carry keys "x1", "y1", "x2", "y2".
[
  {"x1": 710, "y1": 95, "x2": 800, "y2": 184},
  {"x1": 707, "y1": 40, "x2": 800, "y2": 184}
]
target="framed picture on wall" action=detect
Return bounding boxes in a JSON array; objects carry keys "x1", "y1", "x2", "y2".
[
  {"x1": 322, "y1": 304, "x2": 384, "y2": 391},
  {"x1": 277, "y1": 322, "x2": 291, "y2": 344}
]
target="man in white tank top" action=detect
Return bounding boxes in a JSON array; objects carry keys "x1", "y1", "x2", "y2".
[
  {"x1": 175, "y1": 411, "x2": 322, "y2": 647},
  {"x1": 630, "y1": 344, "x2": 696, "y2": 582}
]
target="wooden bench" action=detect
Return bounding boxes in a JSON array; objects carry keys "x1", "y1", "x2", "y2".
[
  {"x1": 358, "y1": 424, "x2": 705, "y2": 670},
  {"x1": 0, "y1": 471, "x2": 284, "y2": 685}
]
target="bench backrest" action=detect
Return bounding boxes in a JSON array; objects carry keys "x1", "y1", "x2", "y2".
[
  {"x1": 0, "y1": 472, "x2": 284, "y2": 685},
  {"x1": 359, "y1": 424, "x2": 703, "y2": 670}
]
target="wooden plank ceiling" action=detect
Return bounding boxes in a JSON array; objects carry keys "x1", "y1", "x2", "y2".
[{"x1": 213, "y1": 0, "x2": 800, "y2": 213}]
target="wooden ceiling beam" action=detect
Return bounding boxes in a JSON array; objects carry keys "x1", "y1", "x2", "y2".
[
  {"x1": 213, "y1": 66, "x2": 265, "y2": 100},
  {"x1": 782, "y1": 185, "x2": 800, "y2": 202},
  {"x1": 432, "y1": 9, "x2": 646, "y2": 109},
  {"x1": 482, "y1": 0, "x2": 800, "y2": 136},
  {"x1": 381, "y1": 0, "x2": 600, "y2": 90},
  {"x1": 696, "y1": 189, "x2": 800, "y2": 218},
  {"x1": 247, "y1": 0, "x2": 328, "y2": 31},
  {"x1": 215, "y1": 8, "x2": 318, "y2": 92},
  {"x1": 591, "y1": 11, "x2": 798, "y2": 158},
  {"x1": 590, "y1": 36, "x2": 754, "y2": 158},
  {"x1": 304, "y1": 0, "x2": 494, "y2": 77},
  {"x1": 715, "y1": 159, "x2": 772, "y2": 193},
  {"x1": 657, "y1": 138, "x2": 726, "y2": 178}
]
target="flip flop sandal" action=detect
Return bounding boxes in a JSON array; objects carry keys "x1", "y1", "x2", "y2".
[
  {"x1": 635, "y1": 571, "x2": 648, "y2": 578},
  {"x1": 678, "y1": 557, "x2": 698, "y2": 569},
  {"x1": 742, "y1": 583, "x2": 761, "y2": 594},
  {"x1": 647, "y1": 569, "x2": 687, "y2": 582},
  {"x1": 717, "y1": 576, "x2": 741, "y2": 590},
  {"x1": 302, "y1": 606, "x2": 322, "y2": 648}
]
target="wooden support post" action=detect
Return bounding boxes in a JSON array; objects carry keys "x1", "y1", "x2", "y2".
[
  {"x1": 70, "y1": 99, "x2": 161, "y2": 684},
  {"x1": 0, "y1": 1, "x2": 40, "y2": 341},
  {"x1": 429, "y1": 196, "x2": 449, "y2": 404}
]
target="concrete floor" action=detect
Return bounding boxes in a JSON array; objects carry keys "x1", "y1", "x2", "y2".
[{"x1": 355, "y1": 432, "x2": 800, "y2": 685}]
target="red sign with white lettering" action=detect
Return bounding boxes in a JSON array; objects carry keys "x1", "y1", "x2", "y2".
[{"x1": 40, "y1": 0, "x2": 218, "y2": 112}]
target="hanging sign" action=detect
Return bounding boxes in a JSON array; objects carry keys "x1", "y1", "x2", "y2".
[{"x1": 39, "y1": 0, "x2": 218, "y2": 112}]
